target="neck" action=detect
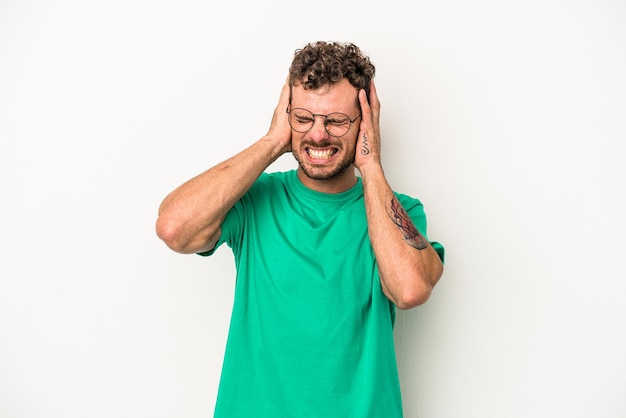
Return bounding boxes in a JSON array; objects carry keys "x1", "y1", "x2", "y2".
[{"x1": 296, "y1": 167, "x2": 358, "y2": 194}]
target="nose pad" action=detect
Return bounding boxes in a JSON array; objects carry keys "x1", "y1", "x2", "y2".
[{"x1": 308, "y1": 117, "x2": 329, "y2": 141}]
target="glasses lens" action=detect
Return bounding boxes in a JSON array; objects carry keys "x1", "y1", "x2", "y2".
[
  {"x1": 289, "y1": 108, "x2": 314, "y2": 133},
  {"x1": 325, "y1": 113, "x2": 351, "y2": 137},
  {"x1": 287, "y1": 108, "x2": 354, "y2": 137}
]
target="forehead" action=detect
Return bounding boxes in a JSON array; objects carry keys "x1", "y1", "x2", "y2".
[{"x1": 291, "y1": 78, "x2": 359, "y2": 113}]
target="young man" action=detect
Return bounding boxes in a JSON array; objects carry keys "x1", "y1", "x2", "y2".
[{"x1": 156, "y1": 41, "x2": 444, "y2": 417}]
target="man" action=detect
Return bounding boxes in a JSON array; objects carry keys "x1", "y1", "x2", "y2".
[{"x1": 156, "y1": 41, "x2": 445, "y2": 417}]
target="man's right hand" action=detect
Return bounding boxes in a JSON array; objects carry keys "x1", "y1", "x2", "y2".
[{"x1": 266, "y1": 77, "x2": 293, "y2": 155}]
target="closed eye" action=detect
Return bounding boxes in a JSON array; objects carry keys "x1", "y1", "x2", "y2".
[
  {"x1": 326, "y1": 116, "x2": 350, "y2": 126},
  {"x1": 295, "y1": 116, "x2": 314, "y2": 124}
]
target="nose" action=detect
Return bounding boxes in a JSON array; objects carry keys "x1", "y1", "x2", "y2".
[{"x1": 308, "y1": 115, "x2": 329, "y2": 142}]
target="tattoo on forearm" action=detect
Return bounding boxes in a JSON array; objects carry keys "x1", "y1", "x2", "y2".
[
  {"x1": 389, "y1": 195, "x2": 428, "y2": 250},
  {"x1": 361, "y1": 133, "x2": 370, "y2": 155}
]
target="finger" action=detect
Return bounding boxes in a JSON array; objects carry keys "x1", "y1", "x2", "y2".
[
  {"x1": 359, "y1": 88, "x2": 371, "y2": 124},
  {"x1": 278, "y1": 75, "x2": 291, "y2": 109},
  {"x1": 368, "y1": 80, "x2": 380, "y2": 125},
  {"x1": 269, "y1": 76, "x2": 292, "y2": 137}
]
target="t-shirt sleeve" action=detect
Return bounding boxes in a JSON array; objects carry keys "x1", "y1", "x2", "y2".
[
  {"x1": 196, "y1": 172, "x2": 272, "y2": 258},
  {"x1": 196, "y1": 198, "x2": 245, "y2": 257},
  {"x1": 398, "y1": 193, "x2": 445, "y2": 264}
]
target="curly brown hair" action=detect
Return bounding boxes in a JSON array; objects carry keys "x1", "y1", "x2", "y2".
[{"x1": 288, "y1": 41, "x2": 376, "y2": 102}]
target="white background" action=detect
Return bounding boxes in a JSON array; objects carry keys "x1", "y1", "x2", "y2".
[{"x1": 1, "y1": 1, "x2": 625, "y2": 417}]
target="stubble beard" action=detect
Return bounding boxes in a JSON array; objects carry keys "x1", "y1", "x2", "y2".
[{"x1": 293, "y1": 146, "x2": 356, "y2": 181}]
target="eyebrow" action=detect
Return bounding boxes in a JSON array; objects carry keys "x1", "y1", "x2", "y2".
[
  {"x1": 289, "y1": 101, "x2": 360, "y2": 115},
  {"x1": 288, "y1": 91, "x2": 361, "y2": 113}
]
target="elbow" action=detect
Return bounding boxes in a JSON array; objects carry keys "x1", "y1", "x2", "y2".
[
  {"x1": 394, "y1": 285, "x2": 433, "y2": 310},
  {"x1": 393, "y1": 263, "x2": 443, "y2": 310},
  {"x1": 156, "y1": 214, "x2": 180, "y2": 251},
  {"x1": 155, "y1": 213, "x2": 190, "y2": 253},
  {"x1": 156, "y1": 212, "x2": 218, "y2": 254}
]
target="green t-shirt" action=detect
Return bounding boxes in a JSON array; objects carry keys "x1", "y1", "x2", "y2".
[{"x1": 201, "y1": 170, "x2": 442, "y2": 418}]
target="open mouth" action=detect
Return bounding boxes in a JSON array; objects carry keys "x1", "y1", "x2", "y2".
[{"x1": 306, "y1": 147, "x2": 338, "y2": 160}]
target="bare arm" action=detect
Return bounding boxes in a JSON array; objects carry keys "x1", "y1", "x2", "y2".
[
  {"x1": 355, "y1": 82, "x2": 444, "y2": 309},
  {"x1": 156, "y1": 81, "x2": 292, "y2": 254}
]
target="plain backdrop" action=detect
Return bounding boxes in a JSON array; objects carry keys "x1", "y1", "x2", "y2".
[{"x1": 1, "y1": 1, "x2": 625, "y2": 417}]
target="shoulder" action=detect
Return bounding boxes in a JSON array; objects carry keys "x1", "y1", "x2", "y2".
[
  {"x1": 248, "y1": 170, "x2": 295, "y2": 198},
  {"x1": 255, "y1": 170, "x2": 292, "y2": 185},
  {"x1": 393, "y1": 191, "x2": 424, "y2": 210}
]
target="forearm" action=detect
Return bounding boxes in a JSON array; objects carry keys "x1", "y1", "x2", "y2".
[
  {"x1": 361, "y1": 165, "x2": 444, "y2": 309},
  {"x1": 156, "y1": 135, "x2": 286, "y2": 253}
]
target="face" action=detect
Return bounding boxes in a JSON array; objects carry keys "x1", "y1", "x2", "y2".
[{"x1": 289, "y1": 78, "x2": 361, "y2": 188}]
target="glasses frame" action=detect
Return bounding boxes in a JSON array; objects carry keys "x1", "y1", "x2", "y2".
[{"x1": 286, "y1": 105, "x2": 361, "y2": 138}]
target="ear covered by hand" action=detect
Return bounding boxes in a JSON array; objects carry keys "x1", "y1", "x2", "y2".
[{"x1": 354, "y1": 80, "x2": 382, "y2": 172}]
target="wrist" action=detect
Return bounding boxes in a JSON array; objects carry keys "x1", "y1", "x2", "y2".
[
  {"x1": 356, "y1": 161, "x2": 384, "y2": 181},
  {"x1": 260, "y1": 134, "x2": 291, "y2": 158}
]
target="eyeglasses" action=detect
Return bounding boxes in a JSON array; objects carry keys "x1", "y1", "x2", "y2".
[{"x1": 286, "y1": 106, "x2": 361, "y2": 137}]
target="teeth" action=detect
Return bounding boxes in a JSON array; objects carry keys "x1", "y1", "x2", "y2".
[{"x1": 308, "y1": 149, "x2": 334, "y2": 159}]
